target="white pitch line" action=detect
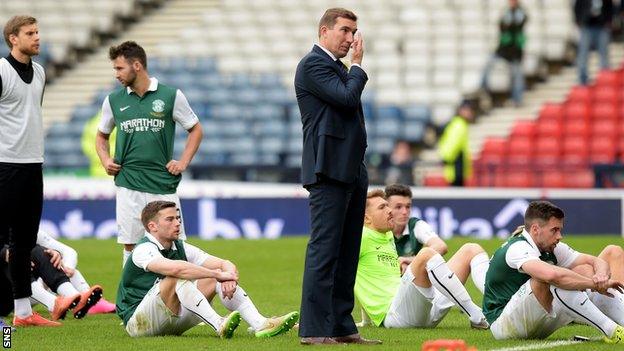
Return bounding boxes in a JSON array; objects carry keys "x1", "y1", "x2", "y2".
[{"x1": 489, "y1": 340, "x2": 582, "y2": 351}]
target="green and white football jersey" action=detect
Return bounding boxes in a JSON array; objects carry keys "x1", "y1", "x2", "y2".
[{"x1": 99, "y1": 78, "x2": 198, "y2": 194}]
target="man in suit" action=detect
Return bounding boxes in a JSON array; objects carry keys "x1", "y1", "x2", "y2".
[{"x1": 294, "y1": 8, "x2": 379, "y2": 345}]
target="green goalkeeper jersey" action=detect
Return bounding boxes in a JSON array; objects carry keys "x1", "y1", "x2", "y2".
[{"x1": 355, "y1": 226, "x2": 401, "y2": 326}]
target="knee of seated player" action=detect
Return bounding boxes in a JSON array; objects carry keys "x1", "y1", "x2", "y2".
[
  {"x1": 29, "y1": 245, "x2": 48, "y2": 264},
  {"x1": 456, "y1": 243, "x2": 485, "y2": 260},
  {"x1": 159, "y1": 277, "x2": 183, "y2": 314},
  {"x1": 530, "y1": 278, "x2": 553, "y2": 311},
  {"x1": 600, "y1": 245, "x2": 624, "y2": 263},
  {"x1": 158, "y1": 276, "x2": 180, "y2": 295},
  {"x1": 408, "y1": 248, "x2": 439, "y2": 288},
  {"x1": 409, "y1": 248, "x2": 438, "y2": 275},
  {"x1": 196, "y1": 278, "x2": 217, "y2": 301}
]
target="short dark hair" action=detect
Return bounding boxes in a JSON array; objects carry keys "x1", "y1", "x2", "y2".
[
  {"x1": 141, "y1": 201, "x2": 176, "y2": 231},
  {"x1": 109, "y1": 41, "x2": 147, "y2": 69},
  {"x1": 4, "y1": 15, "x2": 37, "y2": 49},
  {"x1": 524, "y1": 201, "x2": 565, "y2": 228},
  {"x1": 384, "y1": 184, "x2": 412, "y2": 199},
  {"x1": 318, "y1": 8, "x2": 357, "y2": 37}
]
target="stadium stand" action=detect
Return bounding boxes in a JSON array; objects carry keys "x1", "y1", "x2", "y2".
[
  {"x1": 470, "y1": 67, "x2": 624, "y2": 188},
  {"x1": 26, "y1": 0, "x2": 613, "y2": 186}
]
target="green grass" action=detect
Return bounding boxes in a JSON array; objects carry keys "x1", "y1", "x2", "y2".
[{"x1": 5, "y1": 235, "x2": 624, "y2": 350}]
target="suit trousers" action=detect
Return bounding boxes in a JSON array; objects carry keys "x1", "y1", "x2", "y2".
[{"x1": 299, "y1": 166, "x2": 368, "y2": 337}]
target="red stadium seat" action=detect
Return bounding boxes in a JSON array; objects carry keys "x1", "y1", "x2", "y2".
[
  {"x1": 510, "y1": 120, "x2": 536, "y2": 138},
  {"x1": 507, "y1": 137, "x2": 533, "y2": 166},
  {"x1": 536, "y1": 120, "x2": 562, "y2": 139},
  {"x1": 503, "y1": 171, "x2": 535, "y2": 188},
  {"x1": 565, "y1": 101, "x2": 590, "y2": 121},
  {"x1": 561, "y1": 152, "x2": 589, "y2": 167},
  {"x1": 563, "y1": 169, "x2": 595, "y2": 188},
  {"x1": 464, "y1": 177, "x2": 477, "y2": 187},
  {"x1": 539, "y1": 103, "x2": 564, "y2": 123},
  {"x1": 423, "y1": 174, "x2": 448, "y2": 187},
  {"x1": 592, "y1": 120, "x2": 618, "y2": 139},
  {"x1": 567, "y1": 86, "x2": 592, "y2": 105},
  {"x1": 595, "y1": 70, "x2": 621, "y2": 87},
  {"x1": 563, "y1": 119, "x2": 589, "y2": 138},
  {"x1": 593, "y1": 86, "x2": 619, "y2": 105},
  {"x1": 590, "y1": 138, "x2": 617, "y2": 164},
  {"x1": 480, "y1": 138, "x2": 507, "y2": 162},
  {"x1": 563, "y1": 137, "x2": 588, "y2": 152},
  {"x1": 474, "y1": 158, "x2": 499, "y2": 186},
  {"x1": 533, "y1": 138, "x2": 561, "y2": 168},
  {"x1": 540, "y1": 170, "x2": 566, "y2": 188},
  {"x1": 562, "y1": 137, "x2": 589, "y2": 167},
  {"x1": 591, "y1": 103, "x2": 618, "y2": 121}
]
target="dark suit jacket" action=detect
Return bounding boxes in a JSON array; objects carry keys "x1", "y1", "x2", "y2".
[
  {"x1": 295, "y1": 45, "x2": 368, "y2": 187},
  {"x1": 574, "y1": 0, "x2": 613, "y2": 26}
]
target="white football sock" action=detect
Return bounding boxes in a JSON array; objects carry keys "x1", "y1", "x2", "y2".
[
  {"x1": 30, "y1": 280, "x2": 56, "y2": 312},
  {"x1": 470, "y1": 252, "x2": 489, "y2": 294},
  {"x1": 69, "y1": 269, "x2": 90, "y2": 292},
  {"x1": 14, "y1": 298, "x2": 33, "y2": 318},
  {"x1": 175, "y1": 279, "x2": 222, "y2": 331},
  {"x1": 122, "y1": 250, "x2": 132, "y2": 267},
  {"x1": 552, "y1": 288, "x2": 617, "y2": 337},
  {"x1": 426, "y1": 253, "x2": 484, "y2": 324},
  {"x1": 56, "y1": 282, "x2": 80, "y2": 296},
  {"x1": 588, "y1": 288, "x2": 624, "y2": 325},
  {"x1": 216, "y1": 282, "x2": 266, "y2": 330}
]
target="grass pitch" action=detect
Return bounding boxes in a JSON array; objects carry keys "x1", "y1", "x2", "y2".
[{"x1": 4, "y1": 235, "x2": 624, "y2": 350}]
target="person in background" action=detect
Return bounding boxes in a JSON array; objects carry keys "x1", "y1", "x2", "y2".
[
  {"x1": 35, "y1": 230, "x2": 115, "y2": 314},
  {"x1": 481, "y1": 0, "x2": 528, "y2": 107},
  {"x1": 575, "y1": 0, "x2": 614, "y2": 85},
  {"x1": 82, "y1": 112, "x2": 115, "y2": 178},
  {"x1": 438, "y1": 101, "x2": 474, "y2": 187},
  {"x1": 384, "y1": 140, "x2": 415, "y2": 186},
  {"x1": 95, "y1": 41, "x2": 203, "y2": 266},
  {"x1": 0, "y1": 15, "x2": 56, "y2": 327}
]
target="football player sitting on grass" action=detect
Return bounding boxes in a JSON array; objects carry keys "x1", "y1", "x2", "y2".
[
  {"x1": 0, "y1": 243, "x2": 102, "y2": 326},
  {"x1": 483, "y1": 201, "x2": 624, "y2": 344},
  {"x1": 355, "y1": 190, "x2": 489, "y2": 330},
  {"x1": 357, "y1": 184, "x2": 490, "y2": 327},
  {"x1": 35, "y1": 230, "x2": 116, "y2": 314},
  {"x1": 116, "y1": 200, "x2": 298, "y2": 338}
]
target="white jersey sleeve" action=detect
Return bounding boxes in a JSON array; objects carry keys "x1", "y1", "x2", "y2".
[
  {"x1": 505, "y1": 240, "x2": 541, "y2": 272},
  {"x1": 412, "y1": 220, "x2": 438, "y2": 245},
  {"x1": 36, "y1": 231, "x2": 78, "y2": 269},
  {"x1": 553, "y1": 242, "x2": 580, "y2": 268},
  {"x1": 173, "y1": 90, "x2": 199, "y2": 130},
  {"x1": 182, "y1": 242, "x2": 212, "y2": 266},
  {"x1": 132, "y1": 242, "x2": 163, "y2": 271},
  {"x1": 98, "y1": 96, "x2": 115, "y2": 134}
]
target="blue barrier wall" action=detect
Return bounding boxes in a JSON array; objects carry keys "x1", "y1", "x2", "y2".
[{"x1": 40, "y1": 197, "x2": 621, "y2": 239}]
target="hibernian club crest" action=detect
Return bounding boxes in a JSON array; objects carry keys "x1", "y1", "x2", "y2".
[{"x1": 152, "y1": 99, "x2": 165, "y2": 113}]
